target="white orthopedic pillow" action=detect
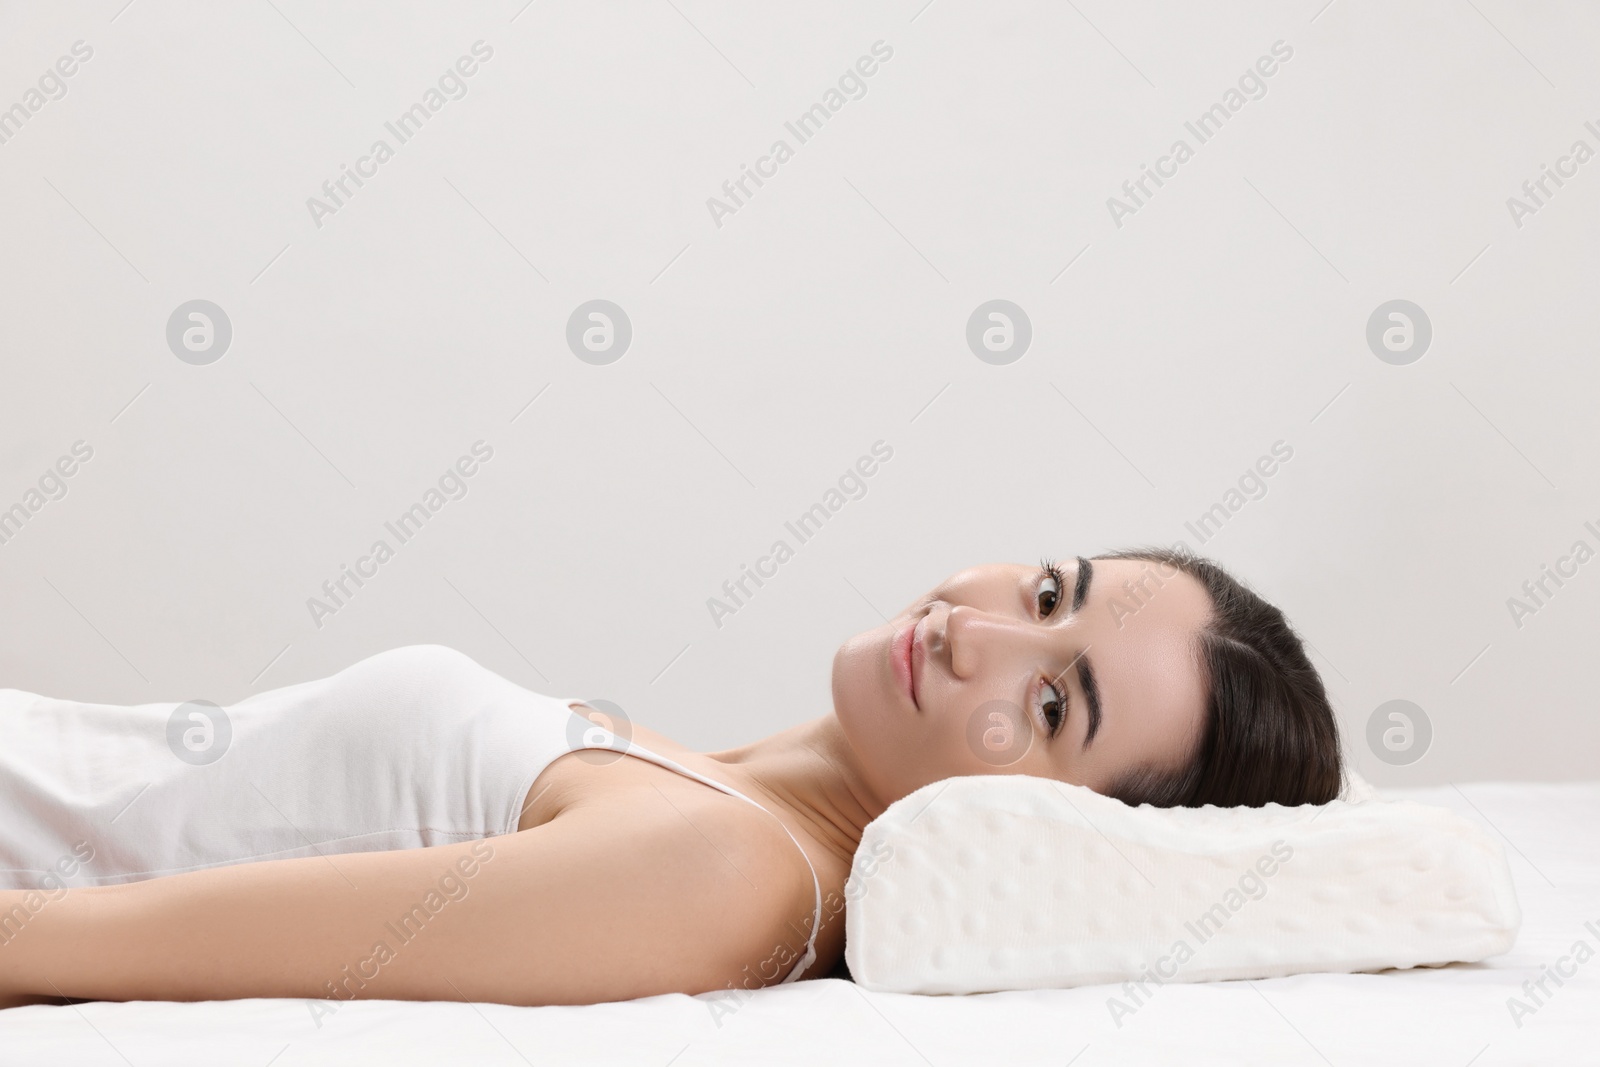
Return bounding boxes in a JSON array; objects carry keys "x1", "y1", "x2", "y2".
[{"x1": 843, "y1": 772, "x2": 1521, "y2": 994}]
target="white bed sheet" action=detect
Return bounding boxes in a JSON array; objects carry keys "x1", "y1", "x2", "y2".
[{"x1": 2, "y1": 782, "x2": 1594, "y2": 1066}]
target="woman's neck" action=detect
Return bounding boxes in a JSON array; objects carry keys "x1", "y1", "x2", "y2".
[{"x1": 701, "y1": 715, "x2": 885, "y2": 872}]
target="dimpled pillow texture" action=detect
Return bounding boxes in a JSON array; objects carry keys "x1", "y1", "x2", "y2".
[{"x1": 843, "y1": 772, "x2": 1521, "y2": 994}]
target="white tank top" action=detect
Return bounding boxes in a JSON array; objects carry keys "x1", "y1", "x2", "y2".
[{"x1": 0, "y1": 644, "x2": 822, "y2": 984}]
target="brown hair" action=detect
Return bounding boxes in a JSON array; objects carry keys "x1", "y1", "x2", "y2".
[{"x1": 1091, "y1": 545, "x2": 1343, "y2": 809}]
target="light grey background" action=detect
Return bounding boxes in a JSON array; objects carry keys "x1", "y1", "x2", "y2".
[{"x1": 1, "y1": 0, "x2": 1595, "y2": 789}]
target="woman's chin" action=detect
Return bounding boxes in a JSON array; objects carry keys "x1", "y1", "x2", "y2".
[
  {"x1": 832, "y1": 624, "x2": 899, "y2": 708},
  {"x1": 831, "y1": 634, "x2": 894, "y2": 739}
]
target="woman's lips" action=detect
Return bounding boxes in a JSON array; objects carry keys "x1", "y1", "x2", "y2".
[
  {"x1": 910, "y1": 616, "x2": 923, "y2": 707},
  {"x1": 893, "y1": 616, "x2": 921, "y2": 709}
]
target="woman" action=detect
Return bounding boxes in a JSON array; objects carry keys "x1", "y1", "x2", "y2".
[{"x1": 0, "y1": 546, "x2": 1341, "y2": 1009}]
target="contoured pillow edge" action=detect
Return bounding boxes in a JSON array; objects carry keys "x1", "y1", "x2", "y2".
[{"x1": 843, "y1": 774, "x2": 1521, "y2": 994}]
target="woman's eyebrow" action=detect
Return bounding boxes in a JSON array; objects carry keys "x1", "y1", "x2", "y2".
[
  {"x1": 1072, "y1": 556, "x2": 1092, "y2": 613},
  {"x1": 1072, "y1": 557, "x2": 1102, "y2": 748},
  {"x1": 1079, "y1": 656, "x2": 1102, "y2": 750}
]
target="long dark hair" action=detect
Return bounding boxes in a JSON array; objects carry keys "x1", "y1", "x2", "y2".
[{"x1": 1092, "y1": 546, "x2": 1343, "y2": 808}]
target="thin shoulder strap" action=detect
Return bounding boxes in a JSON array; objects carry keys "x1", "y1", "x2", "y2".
[{"x1": 568, "y1": 715, "x2": 822, "y2": 984}]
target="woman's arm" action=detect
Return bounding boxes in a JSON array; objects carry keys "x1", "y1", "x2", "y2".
[{"x1": 0, "y1": 796, "x2": 815, "y2": 1007}]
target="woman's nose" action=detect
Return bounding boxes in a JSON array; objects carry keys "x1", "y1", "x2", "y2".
[{"x1": 942, "y1": 603, "x2": 1041, "y2": 680}]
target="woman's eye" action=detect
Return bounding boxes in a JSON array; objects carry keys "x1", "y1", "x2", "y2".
[
  {"x1": 1037, "y1": 575, "x2": 1061, "y2": 616},
  {"x1": 1040, "y1": 681, "x2": 1065, "y2": 737}
]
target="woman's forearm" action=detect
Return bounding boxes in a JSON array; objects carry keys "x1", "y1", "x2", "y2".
[{"x1": 0, "y1": 836, "x2": 505, "y2": 1005}]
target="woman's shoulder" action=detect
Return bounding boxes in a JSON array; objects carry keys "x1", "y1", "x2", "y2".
[
  {"x1": 552, "y1": 751, "x2": 814, "y2": 884},
  {"x1": 530, "y1": 770, "x2": 822, "y2": 989}
]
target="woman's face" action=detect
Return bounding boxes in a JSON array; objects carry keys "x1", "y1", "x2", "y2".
[{"x1": 832, "y1": 556, "x2": 1213, "y2": 809}]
